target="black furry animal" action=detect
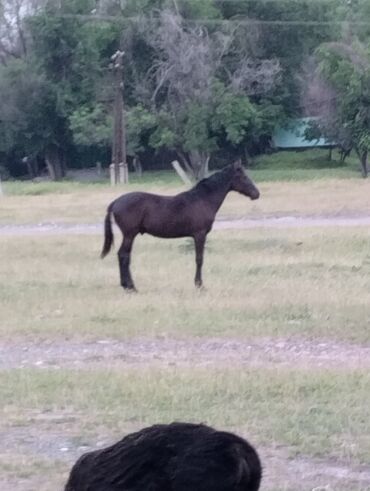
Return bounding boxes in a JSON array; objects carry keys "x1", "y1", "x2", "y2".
[{"x1": 64, "y1": 422, "x2": 262, "y2": 491}]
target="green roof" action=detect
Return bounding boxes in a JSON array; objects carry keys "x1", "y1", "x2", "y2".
[{"x1": 273, "y1": 117, "x2": 332, "y2": 149}]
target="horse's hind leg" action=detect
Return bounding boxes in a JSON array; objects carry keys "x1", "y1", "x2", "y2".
[
  {"x1": 118, "y1": 234, "x2": 137, "y2": 291},
  {"x1": 193, "y1": 232, "x2": 207, "y2": 288}
]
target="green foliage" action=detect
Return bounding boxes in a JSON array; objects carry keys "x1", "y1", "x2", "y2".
[
  {"x1": 358, "y1": 132, "x2": 370, "y2": 152},
  {"x1": 1, "y1": 0, "x2": 370, "y2": 179},
  {"x1": 176, "y1": 0, "x2": 221, "y2": 19},
  {"x1": 126, "y1": 105, "x2": 157, "y2": 154},
  {"x1": 182, "y1": 102, "x2": 217, "y2": 153},
  {"x1": 69, "y1": 105, "x2": 113, "y2": 147},
  {"x1": 148, "y1": 111, "x2": 178, "y2": 150},
  {"x1": 0, "y1": 59, "x2": 68, "y2": 155},
  {"x1": 313, "y1": 41, "x2": 370, "y2": 175},
  {"x1": 212, "y1": 91, "x2": 258, "y2": 145}
]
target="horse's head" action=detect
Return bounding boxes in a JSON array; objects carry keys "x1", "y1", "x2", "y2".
[{"x1": 229, "y1": 159, "x2": 260, "y2": 200}]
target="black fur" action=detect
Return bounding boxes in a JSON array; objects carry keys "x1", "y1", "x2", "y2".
[{"x1": 64, "y1": 422, "x2": 262, "y2": 491}]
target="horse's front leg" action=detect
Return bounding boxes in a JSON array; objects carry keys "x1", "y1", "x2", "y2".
[
  {"x1": 118, "y1": 235, "x2": 137, "y2": 291},
  {"x1": 193, "y1": 232, "x2": 207, "y2": 288}
]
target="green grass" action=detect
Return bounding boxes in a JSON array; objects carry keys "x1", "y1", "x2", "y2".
[
  {"x1": 251, "y1": 148, "x2": 361, "y2": 180},
  {"x1": 1, "y1": 229, "x2": 369, "y2": 342},
  {"x1": 2, "y1": 366, "x2": 368, "y2": 490},
  {"x1": 1, "y1": 367, "x2": 370, "y2": 463},
  {"x1": 2, "y1": 170, "x2": 178, "y2": 196},
  {"x1": 251, "y1": 166, "x2": 359, "y2": 181},
  {"x1": 3, "y1": 180, "x2": 106, "y2": 196},
  {"x1": 3, "y1": 167, "x2": 360, "y2": 197},
  {"x1": 254, "y1": 148, "x2": 359, "y2": 170},
  {"x1": 1, "y1": 149, "x2": 364, "y2": 198}
]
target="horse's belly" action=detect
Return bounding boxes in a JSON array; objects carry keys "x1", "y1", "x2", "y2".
[
  {"x1": 142, "y1": 216, "x2": 209, "y2": 238},
  {"x1": 144, "y1": 226, "x2": 190, "y2": 239}
]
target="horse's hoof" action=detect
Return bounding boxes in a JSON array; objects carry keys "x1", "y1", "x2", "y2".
[{"x1": 123, "y1": 286, "x2": 137, "y2": 293}]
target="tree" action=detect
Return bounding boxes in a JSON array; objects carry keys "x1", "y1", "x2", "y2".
[
  {"x1": 0, "y1": 58, "x2": 71, "y2": 179},
  {"x1": 2, "y1": 0, "x2": 364, "y2": 180},
  {"x1": 0, "y1": 0, "x2": 118, "y2": 179},
  {"x1": 303, "y1": 41, "x2": 370, "y2": 177},
  {"x1": 124, "y1": 10, "x2": 281, "y2": 179},
  {"x1": 218, "y1": 0, "x2": 340, "y2": 117},
  {"x1": 0, "y1": 0, "x2": 46, "y2": 63}
]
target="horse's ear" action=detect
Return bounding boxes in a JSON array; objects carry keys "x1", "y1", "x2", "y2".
[{"x1": 232, "y1": 158, "x2": 242, "y2": 170}]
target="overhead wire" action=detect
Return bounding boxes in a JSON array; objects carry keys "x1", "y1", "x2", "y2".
[{"x1": 46, "y1": 13, "x2": 370, "y2": 27}]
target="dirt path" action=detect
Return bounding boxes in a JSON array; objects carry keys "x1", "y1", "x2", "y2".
[
  {"x1": 1, "y1": 336, "x2": 370, "y2": 370},
  {"x1": 263, "y1": 446, "x2": 370, "y2": 490},
  {"x1": 1, "y1": 214, "x2": 370, "y2": 236}
]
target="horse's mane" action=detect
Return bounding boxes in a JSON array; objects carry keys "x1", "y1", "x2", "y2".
[{"x1": 191, "y1": 166, "x2": 232, "y2": 194}]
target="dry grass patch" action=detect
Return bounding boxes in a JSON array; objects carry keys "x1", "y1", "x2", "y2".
[
  {"x1": 1, "y1": 228, "x2": 369, "y2": 342},
  {"x1": 1, "y1": 178, "x2": 369, "y2": 225}
]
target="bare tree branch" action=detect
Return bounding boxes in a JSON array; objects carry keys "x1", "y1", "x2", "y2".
[
  {"x1": 321, "y1": 42, "x2": 370, "y2": 73},
  {"x1": 139, "y1": 10, "x2": 280, "y2": 108}
]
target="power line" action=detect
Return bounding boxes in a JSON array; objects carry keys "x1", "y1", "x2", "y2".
[
  {"x1": 51, "y1": 13, "x2": 370, "y2": 27},
  {"x1": 156, "y1": 0, "x2": 365, "y2": 4},
  {"x1": 188, "y1": 19, "x2": 370, "y2": 26},
  {"x1": 178, "y1": 0, "x2": 351, "y2": 3}
]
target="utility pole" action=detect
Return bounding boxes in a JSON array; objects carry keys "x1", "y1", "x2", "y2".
[{"x1": 110, "y1": 49, "x2": 129, "y2": 185}]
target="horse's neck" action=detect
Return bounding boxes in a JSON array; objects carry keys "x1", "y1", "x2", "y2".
[{"x1": 204, "y1": 181, "x2": 231, "y2": 214}]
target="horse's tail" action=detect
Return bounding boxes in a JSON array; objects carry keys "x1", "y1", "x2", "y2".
[{"x1": 100, "y1": 203, "x2": 114, "y2": 259}]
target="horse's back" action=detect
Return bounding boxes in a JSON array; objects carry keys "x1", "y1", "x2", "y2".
[
  {"x1": 110, "y1": 192, "x2": 153, "y2": 233},
  {"x1": 110, "y1": 191, "x2": 208, "y2": 238}
]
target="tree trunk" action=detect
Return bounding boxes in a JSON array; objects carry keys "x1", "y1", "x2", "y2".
[
  {"x1": 133, "y1": 156, "x2": 143, "y2": 177},
  {"x1": 22, "y1": 156, "x2": 37, "y2": 179},
  {"x1": 177, "y1": 150, "x2": 210, "y2": 181},
  {"x1": 177, "y1": 151, "x2": 195, "y2": 179},
  {"x1": 360, "y1": 150, "x2": 368, "y2": 178},
  {"x1": 171, "y1": 160, "x2": 193, "y2": 185},
  {"x1": 188, "y1": 150, "x2": 210, "y2": 180},
  {"x1": 339, "y1": 147, "x2": 351, "y2": 163},
  {"x1": 45, "y1": 146, "x2": 66, "y2": 181},
  {"x1": 244, "y1": 147, "x2": 251, "y2": 167}
]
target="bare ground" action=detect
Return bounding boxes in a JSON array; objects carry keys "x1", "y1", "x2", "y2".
[
  {"x1": 1, "y1": 336, "x2": 370, "y2": 371},
  {"x1": 1, "y1": 213, "x2": 370, "y2": 236}
]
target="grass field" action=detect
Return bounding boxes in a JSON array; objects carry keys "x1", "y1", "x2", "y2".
[
  {"x1": 1, "y1": 229, "x2": 370, "y2": 342},
  {"x1": 0, "y1": 165, "x2": 370, "y2": 490},
  {"x1": 1, "y1": 177, "x2": 370, "y2": 226}
]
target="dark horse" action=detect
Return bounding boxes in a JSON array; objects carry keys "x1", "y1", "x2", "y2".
[
  {"x1": 64, "y1": 422, "x2": 262, "y2": 491},
  {"x1": 101, "y1": 160, "x2": 260, "y2": 290}
]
